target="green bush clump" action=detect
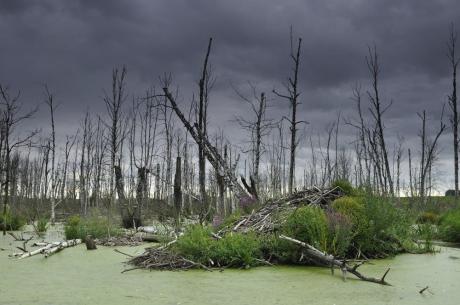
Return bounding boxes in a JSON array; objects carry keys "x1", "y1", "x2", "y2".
[
  {"x1": 217, "y1": 212, "x2": 242, "y2": 230},
  {"x1": 331, "y1": 179, "x2": 355, "y2": 196},
  {"x1": 64, "y1": 215, "x2": 121, "y2": 241},
  {"x1": 35, "y1": 217, "x2": 48, "y2": 234},
  {"x1": 213, "y1": 232, "x2": 261, "y2": 267},
  {"x1": 325, "y1": 210, "x2": 353, "y2": 257},
  {"x1": 282, "y1": 206, "x2": 328, "y2": 251},
  {"x1": 439, "y1": 209, "x2": 460, "y2": 242},
  {"x1": 356, "y1": 196, "x2": 412, "y2": 257},
  {"x1": 332, "y1": 196, "x2": 365, "y2": 223},
  {"x1": 175, "y1": 225, "x2": 262, "y2": 267},
  {"x1": 417, "y1": 211, "x2": 439, "y2": 224},
  {"x1": 0, "y1": 210, "x2": 26, "y2": 231},
  {"x1": 333, "y1": 196, "x2": 414, "y2": 257},
  {"x1": 64, "y1": 215, "x2": 83, "y2": 240},
  {"x1": 175, "y1": 225, "x2": 214, "y2": 264}
]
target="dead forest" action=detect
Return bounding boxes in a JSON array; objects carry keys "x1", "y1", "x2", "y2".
[{"x1": 0, "y1": 25, "x2": 458, "y2": 235}]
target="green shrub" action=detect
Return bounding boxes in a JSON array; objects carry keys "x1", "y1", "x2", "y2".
[
  {"x1": 355, "y1": 196, "x2": 412, "y2": 257},
  {"x1": 64, "y1": 215, "x2": 121, "y2": 241},
  {"x1": 332, "y1": 196, "x2": 365, "y2": 223},
  {"x1": 282, "y1": 206, "x2": 328, "y2": 251},
  {"x1": 439, "y1": 209, "x2": 460, "y2": 242},
  {"x1": 325, "y1": 210, "x2": 353, "y2": 257},
  {"x1": 213, "y1": 232, "x2": 261, "y2": 267},
  {"x1": 175, "y1": 225, "x2": 214, "y2": 264},
  {"x1": 414, "y1": 223, "x2": 436, "y2": 252},
  {"x1": 331, "y1": 179, "x2": 355, "y2": 196},
  {"x1": 217, "y1": 212, "x2": 242, "y2": 230},
  {"x1": 417, "y1": 211, "x2": 439, "y2": 224},
  {"x1": 35, "y1": 217, "x2": 48, "y2": 234},
  {"x1": 64, "y1": 215, "x2": 82, "y2": 240},
  {"x1": 0, "y1": 210, "x2": 26, "y2": 231}
]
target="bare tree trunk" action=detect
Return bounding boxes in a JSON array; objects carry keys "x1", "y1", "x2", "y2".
[
  {"x1": 174, "y1": 156, "x2": 182, "y2": 228},
  {"x1": 448, "y1": 24, "x2": 459, "y2": 199},
  {"x1": 104, "y1": 66, "x2": 127, "y2": 236},
  {"x1": 366, "y1": 46, "x2": 394, "y2": 195},
  {"x1": 198, "y1": 38, "x2": 212, "y2": 222}
]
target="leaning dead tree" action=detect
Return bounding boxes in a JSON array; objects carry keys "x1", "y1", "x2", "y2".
[
  {"x1": 274, "y1": 29, "x2": 304, "y2": 194},
  {"x1": 448, "y1": 23, "x2": 459, "y2": 199},
  {"x1": 162, "y1": 39, "x2": 251, "y2": 202}
]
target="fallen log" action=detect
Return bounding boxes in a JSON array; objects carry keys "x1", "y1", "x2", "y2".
[
  {"x1": 137, "y1": 226, "x2": 157, "y2": 234},
  {"x1": 279, "y1": 235, "x2": 391, "y2": 286},
  {"x1": 141, "y1": 235, "x2": 162, "y2": 243},
  {"x1": 44, "y1": 239, "x2": 82, "y2": 258},
  {"x1": 18, "y1": 242, "x2": 61, "y2": 259}
]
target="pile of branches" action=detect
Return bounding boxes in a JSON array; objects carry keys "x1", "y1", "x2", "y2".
[
  {"x1": 124, "y1": 243, "x2": 210, "y2": 273},
  {"x1": 218, "y1": 186, "x2": 344, "y2": 236},
  {"x1": 123, "y1": 187, "x2": 393, "y2": 285},
  {"x1": 95, "y1": 236, "x2": 143, "y2": 247}
]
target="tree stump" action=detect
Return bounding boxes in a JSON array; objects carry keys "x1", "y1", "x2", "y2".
[{"x1": 85, "y1": 235, "x2": 97, "y2": 250}]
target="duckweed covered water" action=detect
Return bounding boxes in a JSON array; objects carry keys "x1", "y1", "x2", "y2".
[{"x1": 1, "y1": 230, "x2": 459, "y2": 305}]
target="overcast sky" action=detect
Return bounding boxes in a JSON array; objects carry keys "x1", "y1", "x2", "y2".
[{"x1": 1, "y1": 0, "x2": 460, "y2": 192}]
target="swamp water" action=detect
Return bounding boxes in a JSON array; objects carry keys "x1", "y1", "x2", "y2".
[{"x1": 0, "y1": 230, "x2": 459, "y2": 305}]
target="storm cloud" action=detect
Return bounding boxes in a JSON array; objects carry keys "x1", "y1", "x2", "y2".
[{"x1": 1, "y1": 0, "x2": 459, "y2": 192}]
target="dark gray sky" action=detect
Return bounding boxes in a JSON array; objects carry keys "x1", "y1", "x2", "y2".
[{"x1": 1, "y1": 0, "x2": 460, "y2": 192}]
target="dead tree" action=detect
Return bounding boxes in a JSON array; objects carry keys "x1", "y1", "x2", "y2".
[
  {"x1": 234, "y1": 83, "x2": 275, "y2": 192},
  {"x1": 417, "y1": 110, "x2": 446, "y2": 200},
  {"x1": 366, "y1": 45, "x2": 394, "y2": 195},
  {"x1": 448, "y1": 23, "x2": 459, "y2": 199},
  {"x1": 104, "y1": 66, "x2": 127, "y2": 230},
  {"x1": 0, "y1": 84, "x2": 38, "y2": 235},
  {"x1": 44, "y1": 86, "x2": 58, "y2": 223},
  {"x1": 273, "y1": 30, "x2": 304, "y2": 194},
  {"x1": 60, "y1": 133, "x2": 77, "y2": 201},
  {"x1": 174, "y1": 156, "x2": 182, "y2": 227},
  {"x1": 197, "y1": 38, "x2": 212, "y2": 219},
  {"x1": 79, "y1": 112, "x2": 90, "y2": 215}
]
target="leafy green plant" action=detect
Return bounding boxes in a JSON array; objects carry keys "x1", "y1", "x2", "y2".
[
  {"x1": 64, "y1": 215, "x2": 121, "y2": 241},
  {"x1": 331, "y1": 179, "x2": 355, "y2": 196},
  {"x1": 175, "y1": 225, "x2": 214, "y2": 264},
  {"x1": 282, "y1": 206, "x2": 328, "y2": 251},
  {"x1": 213, "y1": 232, "x2": 261, "y2": 267},
  {"x1": 35, "y1": 217, "x2": 48, "y2": 234},
  {"x1": 0, "y1": 210, "x2": 26, "y2": 231},
  {"x1": 356, "y1": 196, "x2": 412, "y2": 257},
  {"x1": 325, "y1": 210, "x2": 353, "y2": 257},
  {"x1": 414, "y1": 223, "x2": 436, "y2": 253},
  {"x1": 417, "y1": 211, "x2": 439, "y2": 224},
  {"x1": 439, "y1": 208, "x2": 460, "y2": 242},
  {"x1": 64, "y1": 215, "x2": 82, "y2": 240}
]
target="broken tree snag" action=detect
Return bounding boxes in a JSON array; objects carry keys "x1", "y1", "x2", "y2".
[
  {"x1": 279, "y1": 235, "x2": 391, "y2": 286},
  {"x1": 85, "y1": 235, "x2": 97, "y2": 250}
]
